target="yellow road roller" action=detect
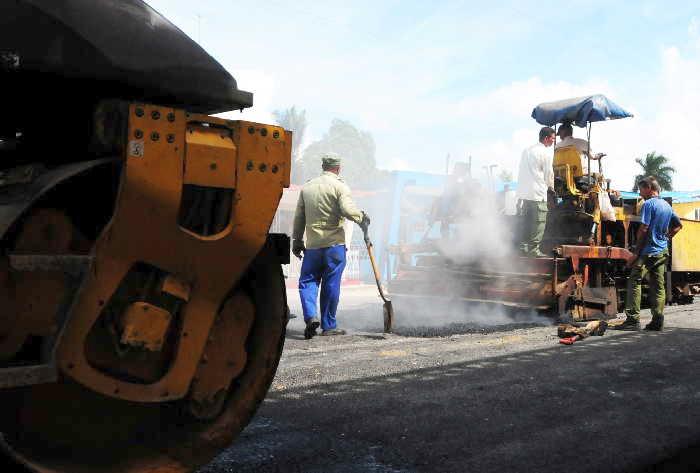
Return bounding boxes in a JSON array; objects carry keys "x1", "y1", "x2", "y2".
[{"x1": 0, "y1": 1, "x2": 291, "y2": 471}]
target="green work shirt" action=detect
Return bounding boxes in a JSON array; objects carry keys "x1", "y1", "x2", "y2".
[{"x1": 292, "y1": 172, "x2": 364, "y2": 249}]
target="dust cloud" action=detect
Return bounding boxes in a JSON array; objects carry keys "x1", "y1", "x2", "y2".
[
  {"x1": 380, "y1": 182, "x2": 552, "y2": 336},
  {"x1": 285, "y1": 174, "x2": 553, "y2": 337}
]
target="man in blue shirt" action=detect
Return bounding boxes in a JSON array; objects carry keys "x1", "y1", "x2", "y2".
[{"x1": 616, "y1": 177, "x2": 683, "y2": 331}]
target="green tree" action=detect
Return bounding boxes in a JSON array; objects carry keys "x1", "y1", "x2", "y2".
[
  {"x1": 273, "y1": 106, "x2": 307, "y2": 184},
  {"x1": 301, "y1": 119, "x2": 383, "y2": 189},
  {"x1": 632, "y1": 152, "x2": 675, "y2": 192}
]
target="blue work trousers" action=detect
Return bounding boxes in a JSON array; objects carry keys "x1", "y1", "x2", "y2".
[{"x1": 299, "y1": 244, "x2": 347, "y2": 330}]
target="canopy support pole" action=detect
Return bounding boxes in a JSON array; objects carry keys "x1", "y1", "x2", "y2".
[{"x1": 587, "y1": 122, "x2": 592, "y2": 179}]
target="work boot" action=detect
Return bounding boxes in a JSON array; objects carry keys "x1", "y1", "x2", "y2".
[
  {"x1": 644, "y1": 316, "x2": 664, "y2": 331},
  {"x1": 304, "y1": 317, "x2": 320, "y2": 339},
  {"x1": 321, "y1": 328, "x2": 347, "y2": 336},
  {"x1": 611, "y1": 316, "x2": 640, "y2": 331}
]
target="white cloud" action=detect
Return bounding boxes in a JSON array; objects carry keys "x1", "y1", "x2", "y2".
[
  {"x1": 446, "y1": 77, "x2": 618, "y2": 184},
  {"x1": 439, "y1": 25, "x2": 700, "y2": 192},
  {"x1": 214, "y1": 68, "x2": 277, "y2": 124},
  {"x1": 456, "y1": 77, "x2": 614, "y2": 121},
  {"x1": 650, "y1": 43, "x2": 700, "y2": 190}
]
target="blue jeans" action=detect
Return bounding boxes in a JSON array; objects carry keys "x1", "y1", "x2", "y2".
[{"x1": 299, "y1": 245, "x2": 347, "y2": 330}]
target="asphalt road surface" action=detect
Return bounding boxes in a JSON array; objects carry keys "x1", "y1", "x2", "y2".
[{"x1": 199, "y1": 288, "x2": 700, "y2": 473}]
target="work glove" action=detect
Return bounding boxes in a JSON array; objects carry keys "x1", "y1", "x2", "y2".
[
  {"x1": 292, "y1": 239, "x2": 305, "y2": 260},
  {"x1": 359, "y1": 212, "x2": 371, "y2": 233}
]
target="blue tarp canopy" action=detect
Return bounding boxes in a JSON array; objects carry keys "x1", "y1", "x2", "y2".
[{"x1": 531, "y1": 95, "x2": 633, "y2": 128}]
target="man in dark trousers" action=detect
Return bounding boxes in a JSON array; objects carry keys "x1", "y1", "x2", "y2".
[
  {"x1": 615, "y1": 176, "x2": 683, "y2": 331},
  {"x1": 516, "y1": 127, "x2": 555, "y2": 256},
  {"x1": 292, "y1": 153, "x2": 370, "y2": 339}
]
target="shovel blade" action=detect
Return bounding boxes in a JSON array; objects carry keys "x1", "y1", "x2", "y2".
[{"x1": 383, "y1": 301, "x2": 394, "y2": 333}]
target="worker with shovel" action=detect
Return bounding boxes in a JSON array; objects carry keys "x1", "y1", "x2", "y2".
[{"x1": 292, "y1": 153, "x2": 370, "y2": 339}]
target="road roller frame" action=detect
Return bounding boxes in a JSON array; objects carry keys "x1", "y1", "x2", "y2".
[
  {"x1": 0, "y1": 103, "x2": 291, "y2": 404},
  {"x1": 55, "y1": 104, "x2": 289, "y2": 402}
]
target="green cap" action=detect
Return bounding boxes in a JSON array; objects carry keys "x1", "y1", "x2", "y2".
[{"x1": 321, "y1": 152, "x2": 341, "y2": 167}]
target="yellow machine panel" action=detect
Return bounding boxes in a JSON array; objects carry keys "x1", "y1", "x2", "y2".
[
  {"x1": 670, "y1": 200, "x2": 700, "y2": 273},
  {"x1": 554, "y1": 146, "x2": 584, "y2": 177},
  {"x1": 671, "y1": 218, "x2": 700, "y2": 272},
  {"x1": 672, "y1": 201, "x2": 700, "y2": 220},
  {"x1": 120, "y1": 302, "x2": 172, "y2": 352},
  {"x1": 56, "y1": 104, "x2": 291, "y2": 402},
  {"x1": 553, "y1": 146, "x2": 584, "y2": 197},
  {"x1": 184, "y1": 124, "x2": 238, "y2": 189}
]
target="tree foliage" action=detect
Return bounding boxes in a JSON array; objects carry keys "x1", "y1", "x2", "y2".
[
  {"x1": 273, "y1": 106, "x2": 307, "y2": 184},
  {"x1": 632, "y1": 151, "x2": 675, "y2": 192},
  {"x1": 301, "y1": 119, "x2": 383, "y2": 189}
]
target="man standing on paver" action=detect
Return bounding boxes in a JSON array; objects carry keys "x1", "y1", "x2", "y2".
[
  {"x1": 615, "y1": 177, "x2": 683, "y2": 331},
  {"x1": 292, "y1": 153, "x2": 370, "y2": 339},
  {"x1": 516, "y1": 127, "x2": 555, "y2": 256}
]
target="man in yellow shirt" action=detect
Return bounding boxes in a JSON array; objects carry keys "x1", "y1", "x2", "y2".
[{"x1": 292, "y1": 153, "x2": 370, "y2": 338}]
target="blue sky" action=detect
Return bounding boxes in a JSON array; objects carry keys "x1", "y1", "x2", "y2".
[{"x1": 146, "y1": 0, "x2": 700, "y2": 190}]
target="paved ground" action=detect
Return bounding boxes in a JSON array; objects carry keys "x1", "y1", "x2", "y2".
[{"x1": 199, "y1": 289, "x2": 700, "y2": 473}]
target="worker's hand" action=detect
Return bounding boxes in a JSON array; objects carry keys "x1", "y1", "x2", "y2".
[
  {"x1": 292, "y1": 239, "x2": 305, "y2": 260},
  {"x1": 359, "y1": 212, "x2": 371, "y2": 233},
  {"x1": 594, "y1": 153, "x2": 606, "y2": 160}
]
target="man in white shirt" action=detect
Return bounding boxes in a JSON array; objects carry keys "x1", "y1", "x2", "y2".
[
  {"x1": 555, "y1": 123, "x2": 605, "y2": 175},
  {"x1": 516, "y1": 127, "x2": 555, "y2": 257}
]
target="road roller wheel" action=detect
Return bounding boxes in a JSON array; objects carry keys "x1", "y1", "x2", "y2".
[{"x1": 0, "y1": 241, "x2": 287, "y2": 473}]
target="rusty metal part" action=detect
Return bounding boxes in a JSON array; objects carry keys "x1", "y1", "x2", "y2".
[
  {"x1": 390, "y1": 257, "x2": 562, "y2": 312},
  {"x1": 559, "y1": 245, "x2": 633, "y2": 270},
  {"x1": 120, "y1": 302, "x2": 173, "y2": 352},
  {"x1": 188, "y1": 290, "x2": 255, "y2": 420},
  {"x1": 556, "y1": 274, "x2": 618, "y2": 323},
  {"x1": 557, "y1": 275, "x2": 578, "y2": 320},
  {"x1": 56, "y1": 104, "x2": 290, "y2": 402},
  {"x1": 390, "y1": 243, "x2": 627, "y2": 323}
]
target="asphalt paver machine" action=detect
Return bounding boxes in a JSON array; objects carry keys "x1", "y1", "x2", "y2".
[{"x1": 388, "y1": 95, "x2": 640, "y2": 325}]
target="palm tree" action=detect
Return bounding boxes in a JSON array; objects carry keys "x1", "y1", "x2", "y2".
[
  {"x1": 273, "y1": 106, "x2": 307, "y2": 184},
  {"x1": 632, "y1": 152, "x2": 675, "y2": 191}
]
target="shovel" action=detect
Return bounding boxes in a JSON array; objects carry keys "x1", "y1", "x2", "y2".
[{"x1": 362, "y1": 226, "x2": 394, "y2": 333}]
